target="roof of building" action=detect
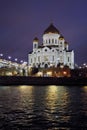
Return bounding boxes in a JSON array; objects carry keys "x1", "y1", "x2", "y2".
[
  {"x1": 43, "y1": 23, "x2": 60, "y2": 34},
  {"x1": 59, "y1": 35, "x2": 64, "y2": 40},
  {"x1": 33, "y1": 37, "x2": 39, "y2": 42}
]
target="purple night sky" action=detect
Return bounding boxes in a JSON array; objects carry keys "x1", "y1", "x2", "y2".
[{"x1": 0, "y1": 0, "x2": 87, "y2": 65}]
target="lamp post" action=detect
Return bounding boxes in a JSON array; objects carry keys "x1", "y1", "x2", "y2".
[
  {"x1": 8, "y1": 56, "x2": 11, "y2": 60},
  {"x1": 15, "y1": 58, "x2": 18, "y2": 62}
]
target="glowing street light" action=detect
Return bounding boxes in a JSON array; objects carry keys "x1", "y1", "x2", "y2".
[
  {"x1": 0, "y1": 54, "x2": 3, "y2": 57},
  {"x1": 20, "y1": 60, "x2": 23, "y2": 63},
  {"x1": 83, "y1": 63, "x2": 86, "y2": 67},
  {"x1": 8, "y1": 56, "x2": 11, "y2": 60},
  {"x1": 23, "y1": 61, "x2": 27, "y2": 65},
  {"x1": 0, "y1": 54, "x2": 3, "y2": 60},
  {"x1": 15, "y1": 58, "x2": 18, "y2": 62}
]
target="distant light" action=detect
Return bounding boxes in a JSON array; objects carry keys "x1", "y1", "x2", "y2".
[
  {"x1": 60, "y1": 65, "x2": 64, "y2": 68},
  {"x1": 63, "y1": 71, "x2": 67, "y2": 75},
  {"x1": 47, "y1": 71, "x2": 52, "y2": 76},
  {"x1": 83, "y1": 63, "x2": 86, "y2": 66},
  {"x1": 20, "y1": 60, "x2": 23, "y2": 63},
  {"x1": 24, "y1": 61, "x2": 27, "y2": 64},
  {"x1": 37, "y1": 72, "x2": 43, "y2": 77},
  {"x1": 15, "y1": 58, "x2": 18, "y2": 61},
  {"x1": 8, "y1": 56, "x2": 11, "y2": 59},
  {"x1": 0, "y1": 54, "x2": 3, "y2": 57}
]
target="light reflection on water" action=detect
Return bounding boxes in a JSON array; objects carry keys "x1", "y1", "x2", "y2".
[
  {"x1": 0, "y1": 85, "x2": 87, "y2": 129},
  {"x1": 44, "y1": 85, "x2": 70, "y2": 123}
]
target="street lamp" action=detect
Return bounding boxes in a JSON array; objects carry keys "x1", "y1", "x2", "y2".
[
  {"x1": 0, "y1": 54, "x2": 3, "y2": 59},
  {"x1": 20, "y1": 60, "x2": 23, "y2": 63},
  {"x1": 8, "y1": 56, "x2": 11, "y2": 60},
  {"x1": 15, "y1": 58, "x2": 18, "y2": 62}
]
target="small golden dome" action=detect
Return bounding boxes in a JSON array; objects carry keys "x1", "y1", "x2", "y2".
[
  {"x1": 33, "y1": 37, "x2": 39, "y2": 42},
  {"x1": 59, "y1": 35, "x2": 64, "y2": 40}
]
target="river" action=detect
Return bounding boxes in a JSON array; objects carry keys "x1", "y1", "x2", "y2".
[{"x1": 0, "y1": 85, "x2": 87, "y2": 129}]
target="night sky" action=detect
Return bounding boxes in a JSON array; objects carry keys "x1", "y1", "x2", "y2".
[{"x1": 0, "y1": 0, "x2": 87, "y2": 65}]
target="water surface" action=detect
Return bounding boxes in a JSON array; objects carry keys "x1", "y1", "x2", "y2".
[{"x1": 0, "y1": 85, "x2": 87, "y2": 129}]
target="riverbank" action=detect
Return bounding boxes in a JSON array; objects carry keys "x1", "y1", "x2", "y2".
[{"x1": 0, "y1": 76, "x2": 87, "y2": 86}]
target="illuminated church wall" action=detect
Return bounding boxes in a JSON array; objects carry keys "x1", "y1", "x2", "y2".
[{"x1": 28, "y1": 24, "x2": 74, "y2": 69}]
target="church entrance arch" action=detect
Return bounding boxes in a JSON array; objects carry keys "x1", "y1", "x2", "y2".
[{"x1": 45, "y1": 64, "x2": 48, "y2": 68}]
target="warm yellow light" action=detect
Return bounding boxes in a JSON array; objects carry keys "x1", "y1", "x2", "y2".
[
  {"x1": 63, "y1": 71, "x2": 67, "y2": 75},
  {"x1": 47, "y1": 71, "x2": 52, "y2": 76},
  {"x1": 83, "y1": 86, "x2": 87, "y2": 92},
  {"x1": 6, "y1": 72, "x2": 12, "y2": 76},
  {"x1": 37, "y1": 72, "x2": 43, "y2": 76}
]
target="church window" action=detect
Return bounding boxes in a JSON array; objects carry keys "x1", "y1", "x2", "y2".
[
  {"x1": 55, "y1": 39, "x2": 57, "y2": 43},
  {"x1": 34, "y1": 44, "x2": 36, "y2": 48},
  {"x1": 52, "y1": 39, "x2": 54, "y2": 43},
  {"x1": 46, "y1": 40, "x2": 47, "y2": 43},
  {"x1": 42, "y1": 62, "x2": 44, "y2": 65},
  {"x1": 45, "y1": 49, "x2": 47, "y2": 52},
  {"x1": 52, "y1": 56, "x2": 54, "y2": 61},
  {"x1": 52, "y1": 50, "x2": 54, "y2": 52},
  {"x1": 68, "y1": 57, "x2": 69, "y2": 62},
  {"x1": 49, "y1": 39, "x2": 50, "y2": 43}
]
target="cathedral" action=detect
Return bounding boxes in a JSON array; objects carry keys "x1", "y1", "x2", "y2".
[{"x1": 28, "y1": 23, "x2": 74, "y2": 69}]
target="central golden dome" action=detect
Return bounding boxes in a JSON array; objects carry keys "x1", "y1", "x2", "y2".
[{"x1": 43, "y1": 23, "x2": 60, "y2": 34}]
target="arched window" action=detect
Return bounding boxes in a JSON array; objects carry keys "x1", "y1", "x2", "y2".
[
  {"x1": 34, "y1": 44, "x2": 36, "y2": 48},
  {"x1": 52, "y1": 56, "x2": 54, "y2": 61},
  {"x1": 49, "y1": 39, "x2": 50, "y2": 43},
  {"x1": 45, "y1": 64, "x2": 48, "y2": 68},
  {"x1": 68, "y1": 57, "x2": 69, "y2": 62},
  {"x1": 52, "y1": 39, "x2": 54, "y2": 43},
  {"x1": 55, "y1": 39, "x2": 57, "y2": 43}
]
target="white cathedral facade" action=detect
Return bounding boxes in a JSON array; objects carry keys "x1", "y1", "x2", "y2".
[{"x1": 28, "y1": 24, "x2": 74, "y2": 69}]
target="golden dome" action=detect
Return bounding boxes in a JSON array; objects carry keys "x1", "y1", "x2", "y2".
[
  {"x1": 33, "y1": 37, "x2": 39, "y2": 42},
  {"x1": 43, "y1": 23, "x2": 60, "y2": 34},
  {"x1": 59, "y1": 35, "x2": 64, "y2": 40}
]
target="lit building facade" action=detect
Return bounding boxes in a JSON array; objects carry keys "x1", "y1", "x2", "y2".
[{"x1": 28, "y1": 23, "x2": 74, "y2": 69}]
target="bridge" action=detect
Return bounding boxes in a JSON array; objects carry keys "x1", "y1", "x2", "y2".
[{"x1": 0, "y1": 58, "x2": 28, "y2": 76}]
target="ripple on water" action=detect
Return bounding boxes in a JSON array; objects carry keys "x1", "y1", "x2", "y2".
[{"x1": 0, "y1": 85, "x2": 87, "y2": 129}]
